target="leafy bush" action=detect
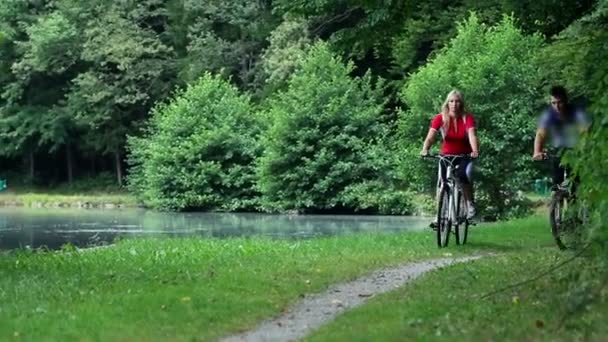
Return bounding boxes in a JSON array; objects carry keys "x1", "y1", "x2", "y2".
[
  {"x1": 340, "y1": 181, "x2": 413, "y2": 215},
  {"x1": 127, "y1": 73, "x2": 261, "y2": 211},
  {"x1": 399, "y1": 14, "x2": 545, "y2": 219},
  {"x1": 258, "y1": 42, "x2": 409, "y2": 213}
]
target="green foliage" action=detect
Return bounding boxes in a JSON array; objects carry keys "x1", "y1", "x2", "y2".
[
  {"x1": 172, "y1": 0, "x2": 278, "y2": 87},
  {"x1": 391, "y1": 1, "x2": 503, "y2": 75},
  {"x1": 0, "y1": 5, "x2": 79, "y2": 156},
  {"x1": 256, "y1": 16, "x2": 313, "y2": 94},
  {"x1": 0, "y1": 0, "x2": 598, "y2": 191},
  {"x1": 498, "y1": 0, "x2": 596, "y2": 37},
  {"x1": 399, "y1": 14, "x2": 545, "y2": 219},
  {"x1": 273, "y1": 0, "x2": 423, "y2": 64},
  {"x1": 65, "y1": 2, "x2": 175, "y2": 155},
  {"x1": 127, "y1": 73, "x2": 261, "y2": 211},
  {"x1": 258, "y1": 43, "x2": 408, "y2": 213},
  {"x1": 0, "y1": 0, "x2": 280, "y2": 185},
  {"x1": 57, "y1": 172, "x2": 120, "y2": 193},
  {"x1": 554, "y1": 0, "x2": 608, "y2": 313},
  {"x1": 340, "y1": 181, "x2": 413, "y2": 215},
  {"x1": 16, "y1": 11, "x2": 80, "y2": 74}
]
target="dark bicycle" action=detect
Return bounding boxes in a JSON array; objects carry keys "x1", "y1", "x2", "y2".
[
  {"x1": 424, "y1": 154, "x2": 474, "y2": 247},
  {"x1": 537, "y1": 153, "x2": 588, "y2": 250}
]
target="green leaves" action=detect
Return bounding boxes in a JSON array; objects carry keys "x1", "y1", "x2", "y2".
[
  {"x1": 127, "y1": 73, "x2": 261, "y2": 211},
  {"x1": 258, "y1": 43, "x2": 407, "y2": 213},
  {"x1": 17, "y1": 11, "x2": 79, "y2": 74},
  {"x1": 556, "y1": 0, "x2": 608, "y2": 290}
]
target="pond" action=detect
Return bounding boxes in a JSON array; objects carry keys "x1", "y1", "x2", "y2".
[{"x1": 0, "y1": 208, "x2": 431, "y2": 250}]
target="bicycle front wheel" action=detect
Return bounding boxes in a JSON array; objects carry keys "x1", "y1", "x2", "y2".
[{"x1": 437, "y1": 187, "x2": 451, "y2": 248}]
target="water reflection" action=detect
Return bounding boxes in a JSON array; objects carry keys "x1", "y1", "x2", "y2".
[{"x1": 0, "y1": 208, "x2": 430, "y2": 250}]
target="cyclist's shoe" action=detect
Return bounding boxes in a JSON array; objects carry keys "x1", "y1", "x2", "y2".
[
  {"x1": 429, "y1": 220, "x2": 438, "y2": 231},
  {"x1": 467, "y1": 204, "x2": 476, "y2": 220}
]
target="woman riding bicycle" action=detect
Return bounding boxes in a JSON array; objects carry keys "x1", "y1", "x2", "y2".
[{"x1": 420, "y1": 89, "x2": 479, "y2": 219}]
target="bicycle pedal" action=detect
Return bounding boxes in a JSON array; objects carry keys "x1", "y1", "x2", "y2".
[{"x1": 429, "y1": 222, "x2": 438, "y2": 231}]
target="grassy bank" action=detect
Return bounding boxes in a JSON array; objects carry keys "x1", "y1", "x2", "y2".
[
  {"x1": 305, "y1": 218, "x2": 606, "y2": 341},
  {"x1": 2, "y1": 216, "x2": 598, "y2": 341},
  {"x1": 0, "y1": 175, "x2": 138, "y2": 208},
  {"x1": 0, "y1": 192, "x2": 138, "y2": 208},
  {"x1": 306, "y1": 250, "x2": 606, "y2": 341}
]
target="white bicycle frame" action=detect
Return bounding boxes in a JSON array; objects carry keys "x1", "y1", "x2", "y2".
[{"x1": 437, "y1": 161, "x2": 462, "y2": 225}]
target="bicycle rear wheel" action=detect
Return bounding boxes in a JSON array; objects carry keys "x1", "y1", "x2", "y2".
[
  {"x1": 436, "y1": 187, "x2": 451, "y2": 248},
  {"x1": 550, "y1": 191, "x2": 584, "y2": 250},
  {"x1": 455, "y1": 191, "x2": 468, "y2": 245}
]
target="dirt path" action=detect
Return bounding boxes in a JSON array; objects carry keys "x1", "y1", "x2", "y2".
[{"x1": 219, "y1": 255, "x2": 483, "y2": 342}]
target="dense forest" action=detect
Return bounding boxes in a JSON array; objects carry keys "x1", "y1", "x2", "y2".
[{"x1": 0, "y1": 0, "x2": 605, "y2": 217}]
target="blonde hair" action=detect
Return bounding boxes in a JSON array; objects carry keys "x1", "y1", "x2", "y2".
[{"x1": 440, "y1": 90, "x2": 466, "y2": 133}]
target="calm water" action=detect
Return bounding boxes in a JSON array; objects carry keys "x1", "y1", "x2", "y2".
[{"x1": 0, "y1": 208, "x2": 430, "y2": 250}]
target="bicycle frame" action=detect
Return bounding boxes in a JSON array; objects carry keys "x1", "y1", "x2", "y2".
[
  {"x1": 437, "y1": 155, "x2": 466, "y2": 223},
  {"x1": 426, "y1": 154, "x2": 472, "y2": 247}
]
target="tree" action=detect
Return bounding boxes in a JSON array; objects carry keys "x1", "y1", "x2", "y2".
[
  {"x1": 0, "y1": 4, "x2": 78, "y2": 182},
  {"x1": 168, "y1": 0, "x2": 278, "y2": 89},
  {"x1": 254, "y1": 16, "x2": 313, "y2": 96},
  {"x1": 62, "y1": 1, "x2": 176, "y2": 186}
]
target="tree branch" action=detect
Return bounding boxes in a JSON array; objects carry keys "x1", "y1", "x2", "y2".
[{"x1": 311, "y1": 6, "x2": 362, "y2": 37}]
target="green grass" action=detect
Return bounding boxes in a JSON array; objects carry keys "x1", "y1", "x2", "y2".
[
  {"x1": 0, "y1": 173, "x2": 138, "y2": 208},
  {"x1": 0, "y1": 232, "x2": 448, "y2": 341},
  {"x1": 306, "y1": 220, "x2": 607, "y2": 341},
  {"x1": 1, "y1": 215, "x2": 599, "y2": 341},
  {"x1": 0, "y1": 192, "x2": 138, "y2": 208}
]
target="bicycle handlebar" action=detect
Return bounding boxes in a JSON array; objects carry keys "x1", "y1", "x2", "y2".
[
  {"x1": 533, "y1": 151, "x2": 560, "y2": 162},
  {"x1": 421, "y1": 154, "x2": 476, "y2": 161}
]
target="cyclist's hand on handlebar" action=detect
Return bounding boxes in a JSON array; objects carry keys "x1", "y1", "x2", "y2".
[
  {"x1": 470, "y1": 150, "x2": 479, "y2": 158},
  {"x1": 532, "y1": 151, "x2": 546, "y2": 161},
  {"x1": 420, "y1": 149, "x2": 429, "y2": 157}
]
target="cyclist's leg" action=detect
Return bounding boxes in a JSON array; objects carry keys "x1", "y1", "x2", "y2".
[
  {"x1": 458, "y1": 158, "x2": 476, "y2": 218},
  {"x1": 552, "y1": 156, "x2": 565, "y2": 190}
]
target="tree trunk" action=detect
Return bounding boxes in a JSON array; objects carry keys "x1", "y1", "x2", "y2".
[
  {"x1": 90, "y1": 157, "x2": 96, "y2": 175},
  {"x1": 28, "y1": 150, "x2": 35, "y2": 180},
  {"x1": 66, "y1": 142, "x2": 74, "y2": 186},
  {"x1": 114, "y1": 149, "x2": 123, "y2": 187}
]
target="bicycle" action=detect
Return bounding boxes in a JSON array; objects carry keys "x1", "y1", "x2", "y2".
[
  {"x1": 537, "y1": 153, "x2": 588, "y2": 250},
  {"x1": 424, "y1": 154, "x2": 474, "y2": 247}
]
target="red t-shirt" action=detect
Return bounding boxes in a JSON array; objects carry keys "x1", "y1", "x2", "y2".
[{"x1": 430, "y1": 113, "x2": 475, "y2": 155}]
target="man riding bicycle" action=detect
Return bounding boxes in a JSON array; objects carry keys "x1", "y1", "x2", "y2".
[
  {"x1": 532, "y1": 86, "x2": 590, "y2": 188},
  {"x1": 420, "y1": 89, "x2": 479, "y2": 220}
]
